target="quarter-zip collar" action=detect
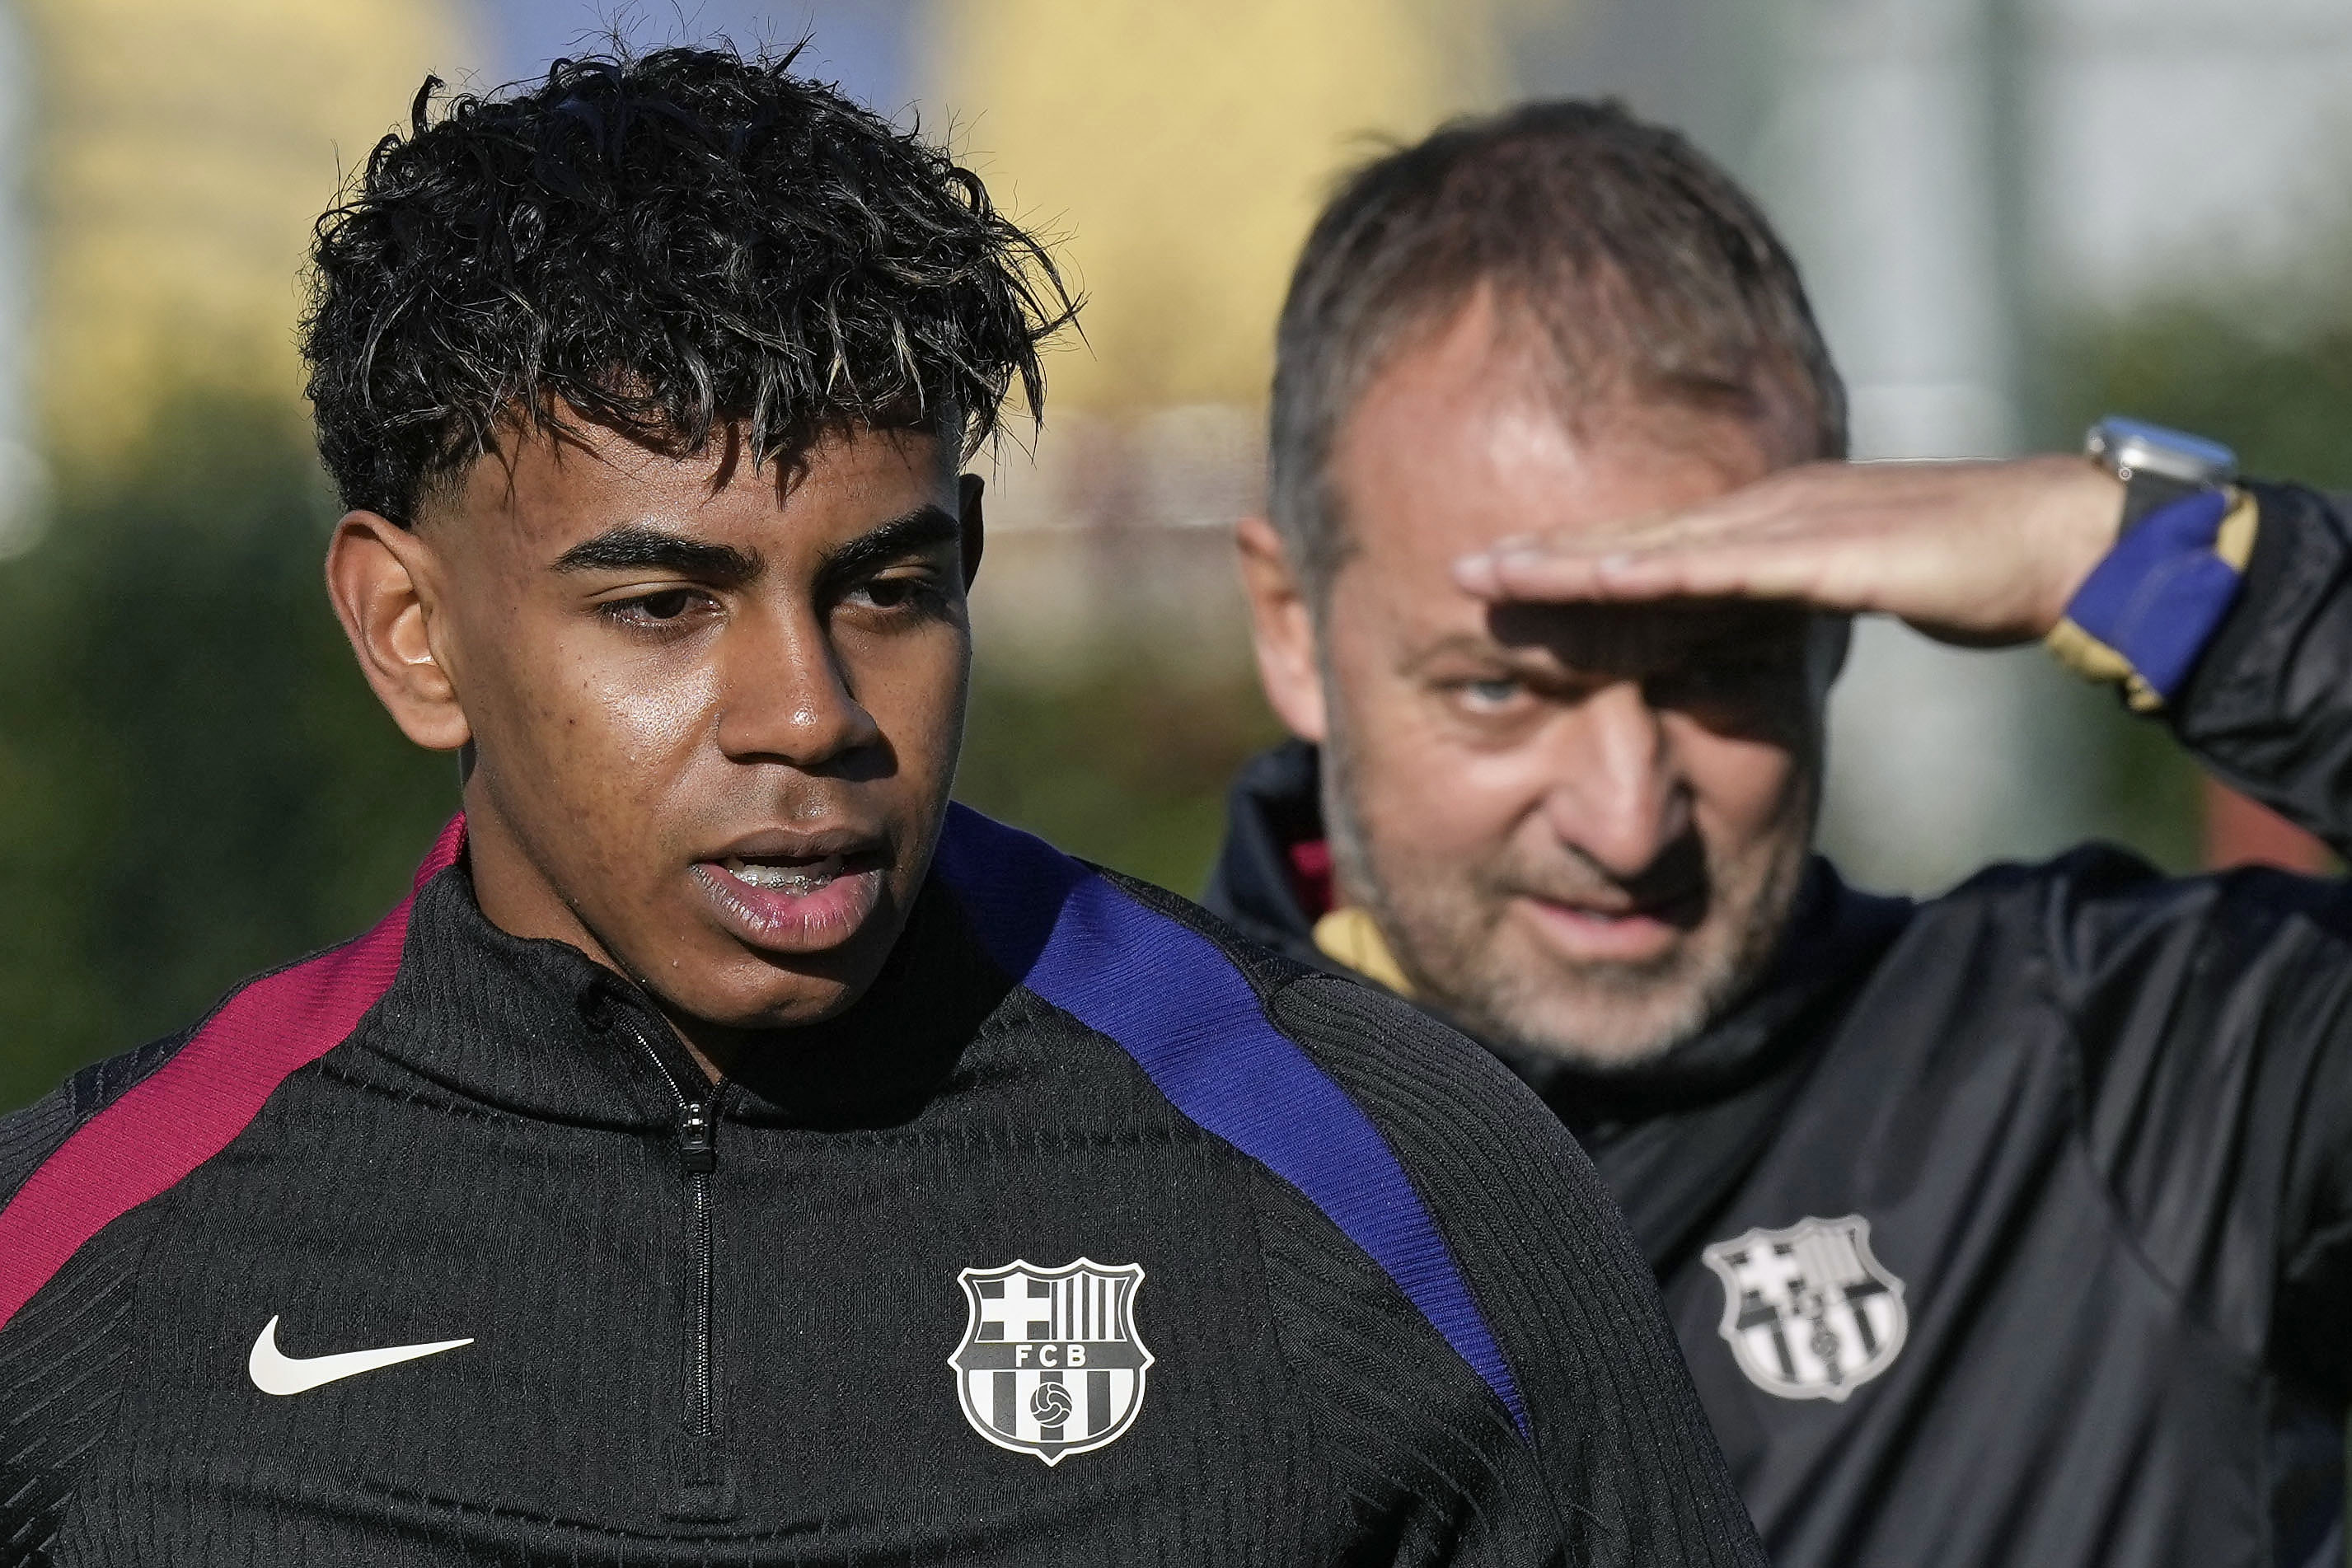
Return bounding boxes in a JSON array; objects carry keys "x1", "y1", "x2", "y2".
[
  {"x1": 352, "y1": 842, "x2": 1024, "y2": 1523},
  {"x1": 358, "y1": 856, "x2": 1008, "y2": 1132}
]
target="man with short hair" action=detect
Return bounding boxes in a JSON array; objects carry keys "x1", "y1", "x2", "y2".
[
  {"x1": 0, "y1": 55, "x2": 1765, "y2": 1563},
  {"x1": 1212, "y1": 98, "x2": 2352, "y2": 1566}
]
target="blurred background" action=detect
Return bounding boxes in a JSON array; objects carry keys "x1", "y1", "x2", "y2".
[{"x1": 3, "y1": 0, "x2": 2351, "y2": 1110}]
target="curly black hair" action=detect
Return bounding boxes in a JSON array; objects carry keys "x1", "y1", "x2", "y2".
[{"x1": 302, "y1": 45, "x2": 1075, "y2": 526}]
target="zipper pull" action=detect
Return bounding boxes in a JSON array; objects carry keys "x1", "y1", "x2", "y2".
[{"x1": 677, "y1": 1104, "x2": 717, "y2": 1175}]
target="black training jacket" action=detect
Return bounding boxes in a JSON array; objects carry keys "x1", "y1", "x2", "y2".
[
  {"x1": 0, "y1": 803, "x2": 1763, "y2": 1564},
  {"x1": 1205, "y1": 482, "x2": 2352, "y2": 1568}
]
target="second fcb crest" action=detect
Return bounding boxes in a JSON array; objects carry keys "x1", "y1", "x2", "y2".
[
  {"x1": 1701, "y1": 1215, "x2": 1907, "y2": 1402},
  {"x1": 949, "y1": 1259, "x2": 1153, "y2": 1464}
]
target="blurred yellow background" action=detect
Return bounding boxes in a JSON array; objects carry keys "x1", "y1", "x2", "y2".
[
  {"x1": 20, "y1": 0, "x2": 469, "y2": 467},
  {"x1": 13, "y1": 0, "x2": 1502, "y2": 463},
  {"x1": 931, "y1": 0, "x2": 1501, "y2": 414}
]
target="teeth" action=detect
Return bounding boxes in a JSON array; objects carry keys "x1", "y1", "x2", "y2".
[{"x1": 722, "y1": 854, "x2": 846, "y2": 892}]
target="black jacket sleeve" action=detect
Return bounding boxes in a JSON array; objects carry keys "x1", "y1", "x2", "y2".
[
  {"x1": 1263, "y1": 968, "x2": 1768, "y2": 1566},
  {"x1": 0, "y1": 1087, "x2": 73, "y2": 1210},
  {"x1": 2031, "y1": 848, "x2": 2352, "y2": 1401},
  {"x1": 2067, "y1": 480, "x2": 2352, "y2": 1394},
  {"x1": 2172, "y1": 480, "x2": 2352, "y2": 852},
  {"x1": 0, "y1": 1030, "x2": 186, "y2": 1208}
]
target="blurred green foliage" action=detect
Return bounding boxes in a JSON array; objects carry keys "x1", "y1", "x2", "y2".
[
  {"x1": 2050, "y1": 306, "x2": 2352, "y2": 490},
  {"x1": 0, "y1": 397, "x2": 1277, "y2": 1112},
  {"x1": 959, "y1": 654, "x2": 1278, "y2": 894},
  {"x1": 0, "y1": 399, "x2": 457, "y2": 1112}
]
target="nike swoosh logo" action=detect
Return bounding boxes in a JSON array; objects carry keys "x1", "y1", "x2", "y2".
[{"x1": 247, "y1": 1314, "x2": 473, "y2": 1396}]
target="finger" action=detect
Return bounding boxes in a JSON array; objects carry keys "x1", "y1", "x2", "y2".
[
  {"x1": 1492, "y1": 505, "x2": 1764, "y2": 559},
  {"x1": 1459, "y1": 495, "x2": 1856, "y2": 587},
  {"x1": 1467, "y1": 538, "x2": 1870, "y2": 609},
  {"x1": 1452, "y1": 543, "x2": 1641, "y2": 601}
]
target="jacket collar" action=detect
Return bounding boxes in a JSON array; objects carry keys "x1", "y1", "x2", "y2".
[
  {"x1": 1203, "y1": 739, "x2": 1347, "y2": 974},
  {"x1": 357, "y1": 858, "x2": 1009, "y2": 1131}
]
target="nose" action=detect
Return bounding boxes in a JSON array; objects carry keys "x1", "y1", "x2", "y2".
[
  {"x1": 710, "y1": 603, "x2": 883, "y2": 771},
  {"x1": 1540, "y1": 680, "x2": 1690, "y2": 878}
]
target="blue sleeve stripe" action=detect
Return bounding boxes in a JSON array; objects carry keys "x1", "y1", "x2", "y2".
[
  {"x1": 934, "y1": 803, "x2": 1531, "y2": 1440},
  {"x1": 2058, "y1": 487, "x2": 2246, "y2": 707}
]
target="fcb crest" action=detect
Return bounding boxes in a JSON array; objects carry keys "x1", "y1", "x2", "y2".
[
  {"x1": 1701, "y1": 1215, "x2": 1907, "y2": 1403},
  {"x1": 949, "y1": 1259, "x2": 1153, "y2": 1464}
]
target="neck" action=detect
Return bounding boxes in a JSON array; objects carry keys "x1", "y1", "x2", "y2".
[{"x1": 462, "y1": 790, "x2": 626, "y2": 971}]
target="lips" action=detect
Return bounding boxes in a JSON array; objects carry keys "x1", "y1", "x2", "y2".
[
  {"x1": 1506, "y1": 873, "x2": 1706, "y2": 967},
  {"x1": 1518, "y1": 896, "x2": 1688, "y2": 964},
  {"x1": 688, "y1": 832, "x2": 890, "y2": 956}
]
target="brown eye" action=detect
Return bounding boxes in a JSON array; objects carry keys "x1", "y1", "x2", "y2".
[
  {"x1": 845, "y1": 573, "x2": 943, "y2": 615},
  {"x1": 599, "y1": 587, "x2": 710, "y2": 633}
]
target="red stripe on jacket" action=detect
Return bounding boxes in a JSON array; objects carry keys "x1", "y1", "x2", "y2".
[{"x1": 0, "y1": 817, "x2": 466, "y2": 1334}]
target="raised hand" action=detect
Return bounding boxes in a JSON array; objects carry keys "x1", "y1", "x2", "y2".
[{"x1": 1451, "y1": 454, "x2": 2127, "y2": 648}]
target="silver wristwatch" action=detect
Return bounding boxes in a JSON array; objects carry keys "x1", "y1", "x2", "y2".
[{"x1": 2084, "y1": 416, "x2": 2237, "y2": 531}]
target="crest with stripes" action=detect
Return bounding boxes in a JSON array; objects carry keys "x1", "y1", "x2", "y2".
[
  {"x1": 949, "y1": 1258, "x2": 1152, "y2": 1464},
  {"x1": 1702, "y1": 1214, "x2": 1906, "y2": 1402}
]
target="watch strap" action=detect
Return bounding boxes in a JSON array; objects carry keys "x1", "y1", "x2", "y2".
[{"x1": 2120, "y1": 470, "x2": 2211, "y2": 531}]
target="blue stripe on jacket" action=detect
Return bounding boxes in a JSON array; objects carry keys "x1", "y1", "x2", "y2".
[{"x1": 933, "y1": 803, "x2": 1531, "y2": 1440}]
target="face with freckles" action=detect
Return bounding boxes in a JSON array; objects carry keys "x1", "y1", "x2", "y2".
[
  {"x1": 327, "y1": 417, "x2": 977, "y2": 1057},
  {"x1": 1242, "y1": 296, "x2": 1835, "y2": 1068}
]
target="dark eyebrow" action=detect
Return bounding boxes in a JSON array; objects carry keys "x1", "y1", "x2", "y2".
[
  {"x1": 813, "y1": 505, "x2": 962, "y2": 599},
  {"x1": 552, "y1": 525, "x2": 761, "y2": 584}
]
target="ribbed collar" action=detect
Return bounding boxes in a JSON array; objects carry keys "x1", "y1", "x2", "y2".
[{"x1": 356, "y1": 859, "x2": 1010, "y2": 1131}]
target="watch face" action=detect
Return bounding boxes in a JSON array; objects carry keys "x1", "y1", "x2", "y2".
[{"x1": 2087, "y1": 416, "x2": 2237, "y2": 487}]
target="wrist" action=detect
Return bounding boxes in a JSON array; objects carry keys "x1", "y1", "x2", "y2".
[{"x1": 2031, "y1": 454, "x2": 2129, "y2": 632}]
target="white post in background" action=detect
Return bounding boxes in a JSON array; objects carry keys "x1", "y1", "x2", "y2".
[
  {"x1": 2034, "y1": 0, "x2": 2352, "y2": 302},
  {"x1": 1745, "y1": 0, "x2": 2097, "y2": 894},
  {"x1": 1766, "y1": 0, "x2": 2352, "y2": 892},
  {"x1": 0, "y1": 0, "x2": 37, "y2": 560}
]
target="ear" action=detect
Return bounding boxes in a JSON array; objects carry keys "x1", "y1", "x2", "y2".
[
  {"x1": 324, "y1": 510, "x2": 472, "y2": 752},
  {"x1": 1235, "y1": 515, "x2": 1327, "y2": 743},
  {"x1": 958, "y1": 473, "x2": 986, "y2": 588}
]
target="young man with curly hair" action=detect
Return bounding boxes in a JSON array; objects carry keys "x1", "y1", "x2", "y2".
[{"x1": 0, "y1": 49, "x2": 1763, "y2": 1565}]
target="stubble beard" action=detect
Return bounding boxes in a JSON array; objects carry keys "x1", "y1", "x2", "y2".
[{"x1": 1318, "y1": 698, "x2": 1818, "y2": 1073}]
